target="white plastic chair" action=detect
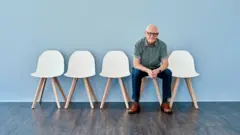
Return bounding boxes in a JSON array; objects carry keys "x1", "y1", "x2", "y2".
[
  {"x1": 31, "y1": 50, "x2": 66, "y2": 109},
  {"x1": 64, "y1": 51, "x2": 97, "y2": 109},
  {"x1": 100, "y1": 51, "x2": 131, "y2": 109},
  {"x1": 139, "y1": 76, "x2": 162, "y2": 105},
  {"x1": 168, "y1": 50, "x2": 200, "y2": 109}
]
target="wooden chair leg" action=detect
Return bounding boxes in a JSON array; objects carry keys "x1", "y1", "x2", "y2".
[
  {"x1": 64, "y1": 78, "x2": 78, "y2": 109},
  {"x1": 118, "y1": 78, "x2": 129, "y2": 109},
  {"x1": 52, "y1": 78, "x2": 61, "y2": 109},
  {"x1": 100, "y1": 78, "x2": 112, "y2": 109},
  {"x1": 140, "y1": 77, "x2": 146, "y2": 99},
  {"x1": 185, "y1": 78, "x2": 199, "y2": 109},
  {"x1": 152, "y1": 79, "x2": 162, "y2": 106},
  {"x1": 169, "y1": 77, "x2": 180, "y2": 108},
  {"x1": 54, "y1": 77, "x2": 67, "y2": 102},
  {"x1": 39, "y1": 78, "x2": 47, "y2": 103},
  {"x1": 121, "y1": 79, "x2": 131, "y2": 102},
  {"x1": 84, "y1": 78, "x2": 94, "y2": 108},
  {"x1": 171, "y1": 77, "x2": 177, "y2": 91},
  {"x1": 32, "y1": 78, "x2": 44, "y2": 109},
  {"x1": 86, "y1": 78, "x2": 98, "y2": 102}
]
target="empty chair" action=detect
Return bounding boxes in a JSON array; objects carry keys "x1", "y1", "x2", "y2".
[
  {"x1": 100, "y1": 51, "x2": 131, "y2": 109},
  {"x1": 31, "y1": 50, "x2": 66, "y2": 109},
  {"x1": 64, "y1": 51, "x2": 98, "y2": 109},
  {"x1": 168, "y1": 50, "x2": 199, "y2": 109}
]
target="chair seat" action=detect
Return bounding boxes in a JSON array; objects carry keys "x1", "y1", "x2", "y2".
[
  {"x1": 64, "y1": 72, "x2": 95, "y2": 78},
  {"x1": 143, "y1": 76, "x2": 157, "y2": 79},
  {"x1": 172, "y1": 72, "x2": 199, "y2": 78},
  {"x1": 99, "y1": 72, "x2": 130, "y2": 78},
  {"x1": 31, "y1": 72, "x2": 62, "y2": 78}
]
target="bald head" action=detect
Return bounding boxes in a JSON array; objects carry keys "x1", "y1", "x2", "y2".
[
  {"x1": 145, "y1": 24, "x2": 158, "y2": 32},
  {"x1": 145, "y1": 24, "x2": 159, "y2": 45}
]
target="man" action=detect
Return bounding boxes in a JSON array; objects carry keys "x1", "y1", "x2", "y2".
[{"x1": 128, "y1": 24, "x2": 172, "y2": 114}]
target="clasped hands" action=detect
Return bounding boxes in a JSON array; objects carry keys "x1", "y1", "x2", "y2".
[{"x1": 146, "y1": 69, "x2": 161, "y2": 79}]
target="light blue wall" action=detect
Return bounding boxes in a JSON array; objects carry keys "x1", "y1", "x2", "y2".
[{"x1": 0, "y1": 0, "x2": 239, "y2": 102}]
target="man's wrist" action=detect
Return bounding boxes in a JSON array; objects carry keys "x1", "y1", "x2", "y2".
[{"x1": 146, "y1": 68, "x2": 151, "y2": 73}]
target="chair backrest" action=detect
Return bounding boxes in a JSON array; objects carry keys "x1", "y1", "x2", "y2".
[
  {"x1": 100, "y1": 51, "x2": 130, "y2": 78},
  {"x1": 36, "y1": 50, "x2": 64, "y2": 77},
  {"x1": 168, "y1": 50, "x2": 199, "y2": 77},
  {"x1": 66, "y1": 51, "x2": 95, "y2": 77}
]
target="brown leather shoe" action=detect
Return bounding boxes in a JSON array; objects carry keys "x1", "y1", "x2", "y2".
[
  {"x1": 161, "y1": 102, "x2": 172, "y2": 114},
  {"x1": 128, "y1": 102, "x2": 140, "y2": 114}
]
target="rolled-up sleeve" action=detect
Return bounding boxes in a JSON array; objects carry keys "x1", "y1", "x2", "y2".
[
  {"x1": 160, "y1": 42, "x2": 168, "y2": 60},
  {"x1": 134, "y1": 43, "x2": 142, "y2": 59}
]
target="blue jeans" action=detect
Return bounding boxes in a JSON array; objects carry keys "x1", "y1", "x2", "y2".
[{"x1": 132, "y1": 68, "x2": 172, "y2": 103}]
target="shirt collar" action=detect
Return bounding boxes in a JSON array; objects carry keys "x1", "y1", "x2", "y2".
[{"x1": 144, "y1": 38, "x2": 157, "y2": 46}]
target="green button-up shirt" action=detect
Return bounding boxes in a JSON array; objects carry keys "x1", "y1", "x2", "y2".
[{"x1": 134, "y1": 37, "x2": 168, "y2": 69}]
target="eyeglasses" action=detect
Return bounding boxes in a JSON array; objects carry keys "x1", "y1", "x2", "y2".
[{"x1": 146, "y1": 32, "x2": 159, "y2": 36}]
